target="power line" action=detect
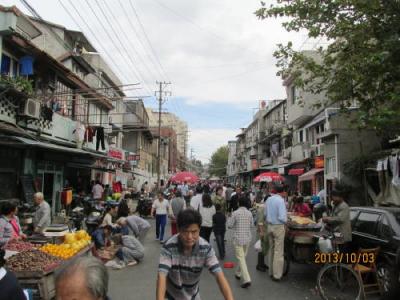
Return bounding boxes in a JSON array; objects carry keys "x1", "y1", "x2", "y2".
[
  {"x1": 99, "y1": 0, "x2": 161, "y2": 84},
  {"x1": 58, "y1": 0, "x2": 132, "y2": 86},
  {"x1": 126, "y1": 0, "x2": 170, "y2": 82},
  {"x1": 83, "y1": 0, "x2": 144, "y2": 88}
]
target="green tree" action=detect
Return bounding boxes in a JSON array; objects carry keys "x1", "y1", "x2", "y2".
[
  {"x1": 256, "y1": 0, "x2": 400, "y2": 132},
  {"x1": 209, "y1": 146, "x2": 229, "y2": 177}
]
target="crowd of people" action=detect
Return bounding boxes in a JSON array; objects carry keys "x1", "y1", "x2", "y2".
[{"x1": 0, "y1": 177, "x2": 352, "y2": 300}]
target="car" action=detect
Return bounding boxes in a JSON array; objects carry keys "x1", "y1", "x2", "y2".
[{"x1": 350, "y1": 206, "x2": 400, "y2": 298}]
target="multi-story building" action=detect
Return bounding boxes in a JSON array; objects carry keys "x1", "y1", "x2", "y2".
[
  {"x1": 122, "y1": 100, "x2": 154, "y2": 188},
  {"x1": 227, "y1": 51, "x2": 382, "y2": 204},
  {"x1": 0, "y1": 6, "x2": 133, "y2": 212},
  {"x1": 226, "y1": 141, "x2": 237, "y2": 183},
  {"x1": 146, "y1": 108, "x2": 188, "y2": 170}
]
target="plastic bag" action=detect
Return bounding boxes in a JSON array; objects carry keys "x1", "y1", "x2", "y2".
[{"x1": 254, "y1": 239, "x2": 262, "y2": 252}]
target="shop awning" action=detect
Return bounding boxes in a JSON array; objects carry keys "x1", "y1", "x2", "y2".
[
  {"x1": 298, "y1": 168, "x2": 324, "y2": 182},
  {"x1": 288, "y1": 168, "x2": 304, "y2": 176},
  {"x1": 5, "y1": 136, "x2": 106, "y2": 158}
]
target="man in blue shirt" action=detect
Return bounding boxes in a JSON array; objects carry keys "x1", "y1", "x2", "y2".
[{"x1": 265, "y1": 184, "x2": 287, "y2": 281}]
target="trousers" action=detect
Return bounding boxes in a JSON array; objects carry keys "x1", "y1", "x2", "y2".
[
  {"x1": 267, "y1": 224, "x2": 285, "y2": 279},
  {"x1": 155, "y1": 214, "x2": 167, "y2": 241},
  {"x1": 214, "y1": 233, "x2": 225, "y2": 259},
  {"x1": 200, "y1": 226, "x2": 212, "y2": 242},
  {"x1": 234, "y1": 243, "x2": 251, "y2": 283},
  {"x1": 96, "y1": 127, "x2": 105, "y2": 151}
]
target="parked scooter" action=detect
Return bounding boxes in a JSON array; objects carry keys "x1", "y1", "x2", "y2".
[
  {"x1": 82, "y1": 197, "x2": 105, "y2": 235},
  {"x1": 136, "y1": 195, "x2": 153, "y2": 217}
]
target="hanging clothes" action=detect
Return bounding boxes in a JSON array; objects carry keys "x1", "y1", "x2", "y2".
[
  {"x1": 96, "y1": 126, "x2": 105, "y2": 151},
  {"x1": 41, "y1": 106, "x2": 53, "y2": 121},
  {"x1": 73, "y1": 122, "x2": 86, "y2": 142},
  {"x1": 19, "y1": 56, "x2": 34, "y2": 75},
  {"x1": 389, "y1": 155, "x2": 400, "y2": 187},
  {"x1": 85, "y1": 126, "x2": 95, "y2": 143}
]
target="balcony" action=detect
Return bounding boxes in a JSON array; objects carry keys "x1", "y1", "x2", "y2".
[
  {"x1": 260, "y1": 157, "x2": 272, "y2": 166},
  {"x1": 310, "y1": 143, "x2": 324, "y2": 156}
]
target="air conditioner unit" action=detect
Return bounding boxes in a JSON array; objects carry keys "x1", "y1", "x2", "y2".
[{"x1": 19, "y1": 99, "x2": 41, "y2": 119}]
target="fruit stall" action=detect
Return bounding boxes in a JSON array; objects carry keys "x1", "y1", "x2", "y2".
[{"x1": 4, "y1": 230, "x2": 93, "y2": 300}]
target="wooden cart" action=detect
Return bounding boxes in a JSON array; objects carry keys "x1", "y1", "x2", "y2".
[{"x1": 14, "y1": 244, "x2": 93, "y2": 300}]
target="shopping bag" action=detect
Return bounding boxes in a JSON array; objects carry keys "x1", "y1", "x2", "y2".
[{"x1": 254, "y1": 239, "x2": 262, "y2": 252}]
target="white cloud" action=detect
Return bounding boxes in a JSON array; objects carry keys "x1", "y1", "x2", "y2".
[{"x1": 188, "y1": 128, "x2": 239, "y2": 163}]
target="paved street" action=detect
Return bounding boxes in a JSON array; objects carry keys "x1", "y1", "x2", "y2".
[{"x1": 109, "y1": 217, "x2": 321, "y2": 300}]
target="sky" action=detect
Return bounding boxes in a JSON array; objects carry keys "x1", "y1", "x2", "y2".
[{"x1": 1, "y1": 0, "x2": 315, "y2": 163}]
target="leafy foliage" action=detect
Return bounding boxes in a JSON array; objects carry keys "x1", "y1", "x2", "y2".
[
  {"x1": 255, "y1": 0, "x2": 400, "y2": 132},
  {"x1": 209, "y1": 146, "x2": 229, "y2": 177},
  {"x1": 0, "y1": 76, "x2": 34, "y2": 96}
]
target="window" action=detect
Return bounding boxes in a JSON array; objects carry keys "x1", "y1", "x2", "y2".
[
  {"x1": 350, "y1": 210, "x2": 359, "y2": 222},
  {"x1": 298, "y1": 129, "x2": 307, "y2": 143},
  {"x1": 1, "y1": 54, "x2": 19, "y2": 76},
  {"x1": 378, "y1": 216, "x2": 393, "y2": 240},
  {"x1": 354, "y1": 212, "x2": 380, "y2": 235},
  {"x1": 326, "y1": 157, "x2": 336, "y2": 174}
]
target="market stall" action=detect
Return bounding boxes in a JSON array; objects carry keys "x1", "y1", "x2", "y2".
[{"x1": 4, "y1": 230, "x2": 93, "y2": 300}]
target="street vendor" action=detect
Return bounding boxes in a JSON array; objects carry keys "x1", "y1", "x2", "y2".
[
  {"x1": 32, "y1": 192, "x2": 51, "y2": 234},
  {"x1": 322, "y1": 188, "x2": 352, "y2": 250},
  {"x1": 0, "y1": 201, "x2": 27, "y2": 247},
  {"x1": 101, "y1": 203, "x2": 128, "y2": 235},
  {"x1": 291, "y1": 196, "x2": 312, "y2": 217},
  {"x1": 92, "y1": 225, "x2": 113, "y2": 249}
]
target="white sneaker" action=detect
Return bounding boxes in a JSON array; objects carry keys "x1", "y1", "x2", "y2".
[
  {"x1": 127, "y1": 260, "x2": 138, "y2": 267},
  {"x1": 113, "y1": 261, "x2": 126, "y2": 270}
]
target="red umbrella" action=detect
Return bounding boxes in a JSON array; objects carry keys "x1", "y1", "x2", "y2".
[
  {"x1": 254, "y1": 172, "x2": 284, "y2": 183},
  {"x1": 170, "y1": 171, "x2": 199, "y2": 184}
]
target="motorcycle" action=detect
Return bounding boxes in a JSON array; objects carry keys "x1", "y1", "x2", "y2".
[
  {"x1": 82, "y1": 197, "x2": 105, "y2": 235},
  {"x1": 136, "y1": 195, "x2": 153, "y2": 217}
]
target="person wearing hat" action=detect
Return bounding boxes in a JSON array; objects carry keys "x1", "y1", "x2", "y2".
[{"x1": 322, "y1": 188, "x2": 352, "y2": 251}]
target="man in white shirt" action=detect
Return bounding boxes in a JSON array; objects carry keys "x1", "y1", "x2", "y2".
[
  {"x1": 92, "y1": 180, "x2": 104, "y2": 202},
  {"x1": 190, "y1": 186, "x2": 203, "y2": 211},
  {"x1": 151, "y1": 193, "x2": 170, "y2": 243}
]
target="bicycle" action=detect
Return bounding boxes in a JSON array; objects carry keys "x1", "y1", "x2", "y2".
[{"x1": 316, "y1": 232, "x2": 363, "y2": 300}]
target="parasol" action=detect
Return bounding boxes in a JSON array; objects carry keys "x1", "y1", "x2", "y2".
[
  {"x1": 253, "y1": 172, "x2": 284, "y2": 183},
  {"x1": 170, "y1": 171, "x2": 199, "y2": 184}
]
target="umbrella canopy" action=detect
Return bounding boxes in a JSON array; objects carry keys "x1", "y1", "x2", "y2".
[
  {"x1": 170, "y1": 171, "x2": 199, "y2": 184},
  {"x1": 254, "y1": 172, "x2": 284, "y2": 183}
]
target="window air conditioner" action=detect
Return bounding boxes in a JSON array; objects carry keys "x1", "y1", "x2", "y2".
[{"x1": 20, "y1": 98, "x2": 41, "y2": 119}]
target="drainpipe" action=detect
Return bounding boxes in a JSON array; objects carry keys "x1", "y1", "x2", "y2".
[{"x1": 335, "y1": 134, "x2": 340, "y2": 181}]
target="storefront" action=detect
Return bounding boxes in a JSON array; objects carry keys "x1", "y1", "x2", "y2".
[
  {"x1": 0, "y1": 146, "x2": 23, "y2": 201},
  {"x1": 298, "y1": 168, "x2": 324, "y2": 196}
]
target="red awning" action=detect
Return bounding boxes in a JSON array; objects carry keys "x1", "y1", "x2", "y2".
[
  {"x1": 298, "y1": 168, "x2": 324, "y2": 182},
  {"x1": 288, "y1": 168, "x2": 304, "y2": 176}
]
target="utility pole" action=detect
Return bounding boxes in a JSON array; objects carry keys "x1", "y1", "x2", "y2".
[{"x1": 155, "y1": 81, "x2": 171, "y2": 191}]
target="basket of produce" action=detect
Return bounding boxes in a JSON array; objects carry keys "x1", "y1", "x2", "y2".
[
  {"x1": 5, "y1": 250, "x2": 61, "y2": 277},
  {"x1": 288, "y1": 216, "x2": 322, "y2": 231}
]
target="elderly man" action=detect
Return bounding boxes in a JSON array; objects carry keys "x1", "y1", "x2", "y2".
[
  {"x1": 117, "y1": 215, "x2": 151, "y2": 242},
  {"x1": 33, "y1": 192, "x2": 51, "y2": 233},
  {"x1": 56, "y1": 256, "x2": 109, "y2": 300}
]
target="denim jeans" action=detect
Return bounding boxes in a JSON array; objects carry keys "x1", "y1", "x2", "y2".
[{"x1": 155, "y1": 214, "x2": 167, "y2": 241}]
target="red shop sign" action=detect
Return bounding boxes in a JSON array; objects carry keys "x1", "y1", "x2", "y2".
[{"x1": 108, "y1": 148, "x2": 124, "y2": 160}]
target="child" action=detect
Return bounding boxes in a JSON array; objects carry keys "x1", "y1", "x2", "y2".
[{"x1": 212, "y1": 204, "x2": 226, "y2": 260}]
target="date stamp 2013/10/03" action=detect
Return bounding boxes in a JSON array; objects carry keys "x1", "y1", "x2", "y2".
[{"x1": 314, "y1": 252, "x2": 376, "y2": 264}]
